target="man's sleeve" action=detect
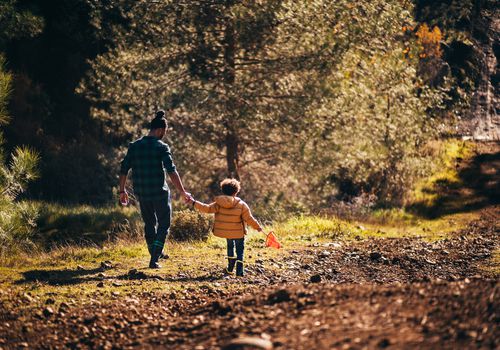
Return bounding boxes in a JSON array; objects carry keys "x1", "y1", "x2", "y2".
[
  {"x1": 120, "y1": 144, "x2": 133, "y2": 175},
  {"x1": 162, "y1": 144, "x2": 177, "y2": 173}
]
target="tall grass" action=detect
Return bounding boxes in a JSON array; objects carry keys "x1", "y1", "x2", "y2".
[
  {"x1": 410, "y1": 139, "x2": 472, "y2": 208},
  {"x1": 33, "y1": 202, "x2": 143, "y2": 249}
]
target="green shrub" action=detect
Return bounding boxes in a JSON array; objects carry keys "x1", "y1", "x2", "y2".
[
  {"x1": 34, "y1": 203, "x2": 143, "y2": 248},
  {"x1": 252, "y1": 197, "x2": 310, "y2": 224},
  {"x1": 169, "y1": 209, "x2": 213, "y2": 242}
]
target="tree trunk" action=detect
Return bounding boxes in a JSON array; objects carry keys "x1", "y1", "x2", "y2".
[
  {"x1": 223, "y1": 8, "x2": 240, "y2": 179},
  {"x1": 225, "y1": 129, "x2": 240, "y2": 179}
]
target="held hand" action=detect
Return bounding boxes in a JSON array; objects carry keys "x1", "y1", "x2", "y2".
[
  {"x1": 183, "y1": 192, "x2": 194, "y2": 204},
  {"x1": 119, "y1": 191, "x2": 129, "y2": 206}
]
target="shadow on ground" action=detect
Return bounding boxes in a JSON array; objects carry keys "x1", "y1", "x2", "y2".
[
  {"x1": 410, "y1": 143, "x2": 499, "y2": 218},
  {"x1": 16, "y1": 268, "x2": 103, "y2": 286},
  {"x1": 15, "y1": 267, "x2": 224, "y2": 286}
]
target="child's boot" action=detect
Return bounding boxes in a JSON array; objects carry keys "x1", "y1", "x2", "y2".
[
  {"x1": 235, "y1": 260, "x2": 244, "y2": 277},
  {"x1": 226, "y1": 256, "x2": 236, "y2": 274}
]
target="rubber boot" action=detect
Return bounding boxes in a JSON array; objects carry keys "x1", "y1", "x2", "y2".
[
  {"x1": 148, "y1": 244, "x2": 167, "y2": 260},
  {"x1": 226, "y1": 256, "x2": 236, "y2": 274},
  {"x1": 235, "y1": 260, "x2": 244, "y2": 277},
  {"x1": 149, "y1": 245, "x2": 162, "y2": 269}
]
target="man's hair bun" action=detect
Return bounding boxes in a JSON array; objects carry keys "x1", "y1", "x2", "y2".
[
  {"x1": 150, "y1": 110, "x2": 167, "y2": 130},
  {"x1": 155, "y1": 110, "x2": 165, "y2": 119}
]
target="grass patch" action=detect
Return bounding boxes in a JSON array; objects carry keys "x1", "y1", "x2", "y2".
[
  {"x1": 409, "y1": 139, "x2": 473, "y2": 212},
  {"x1": 481, "y1": 248, "x2": 500, "y2": 276},
  {"x1": 0, "y1": 232, "x2": 284, "y2": 305},
  {"x1": 33, "y1": 202, "x2": 143, "y2": 249}
]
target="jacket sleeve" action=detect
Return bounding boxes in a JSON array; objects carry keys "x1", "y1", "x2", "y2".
[
  {"x1": 194, "y1": 201, "x2": 218, "y2": 214},
  {"x1": 241, "y1": 202, "x2": 262, "y2": 231}
]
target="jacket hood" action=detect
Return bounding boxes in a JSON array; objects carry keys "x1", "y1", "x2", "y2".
[{"x1": 215, "y1": 195, "x2": 240, "y2": 209}]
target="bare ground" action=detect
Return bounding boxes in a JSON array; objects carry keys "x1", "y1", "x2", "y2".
[
  {"x1": 0, "y1": 143, "x2": 499, "y2": 349},
  {"x1": 0, "y1": 205, "x2": 498, "y2": 350}
]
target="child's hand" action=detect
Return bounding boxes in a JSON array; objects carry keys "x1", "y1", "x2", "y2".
[
  {"x1": 184, "y1": 194, "x2": 195, "y2": 204},
  {"x1": 119, "y1": 191, "x2": 129, "y2": 206}
]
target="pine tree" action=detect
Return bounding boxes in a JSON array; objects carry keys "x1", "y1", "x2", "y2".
[{"x1": 0, "y1": 1, "x2": 42, "y2": 255}]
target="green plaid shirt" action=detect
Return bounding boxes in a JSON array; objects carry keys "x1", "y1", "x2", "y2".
[{"x1": 120, "y1": 136, "x2": 177, "y2": 201}]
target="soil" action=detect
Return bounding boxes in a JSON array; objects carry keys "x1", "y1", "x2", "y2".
[
  {"x1": 0, "y1": 205, "x2": 498, "y2": 350},
  {"x1": 0, "y1": 143, "x2": 499, "y2": 349}
]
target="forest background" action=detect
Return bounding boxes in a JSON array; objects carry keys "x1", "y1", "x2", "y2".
[{"x1": 0, "y1": 0, "x2": 495, "y2": 256}]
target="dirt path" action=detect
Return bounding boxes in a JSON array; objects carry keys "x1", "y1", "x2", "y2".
[
  {"x1": 0, "y1": 205, "x2": 498, "y2": 350},
  {"x1": 1, "y1": 143, "x2": 499, "y2": 349}
]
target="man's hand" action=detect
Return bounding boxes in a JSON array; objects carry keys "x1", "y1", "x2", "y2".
[
  {"x1": 119, "y1": 191, "x2": 129, "y2": 206},
  {"x1": 183, "y1": 192, "x2": 194, "y2": 204}
]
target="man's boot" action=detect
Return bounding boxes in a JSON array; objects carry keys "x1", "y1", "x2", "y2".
[
  {"x1": 235, "y1": 260, "x2": 244, "y2": 277},
  {"x1": 149, "y1": 242, "x2": 163, "y2": 269},
  {"x1": 226, "y1": 256, "x2": 236, "y2": 274},
  {"x1": 148, "y1": 244, "x2": 168, "y2": 260}
]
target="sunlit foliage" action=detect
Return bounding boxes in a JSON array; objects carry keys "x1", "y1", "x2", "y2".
[{"x1": 82, "y1": 0, "x2": 448, "y2": 206}]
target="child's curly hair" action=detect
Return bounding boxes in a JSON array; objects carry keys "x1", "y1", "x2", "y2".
[{"x1": 220, "y1": 178, "x2": 241, "y2": 196}]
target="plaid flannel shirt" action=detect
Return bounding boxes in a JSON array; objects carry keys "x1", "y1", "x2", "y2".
[{"x1": 120, "y1": 136, "x2": 176, "y2": 201}]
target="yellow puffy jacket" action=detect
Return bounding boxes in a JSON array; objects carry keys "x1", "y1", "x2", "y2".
[{"x1": 194, "y1": 196, "x2": 262, "y2": 239}]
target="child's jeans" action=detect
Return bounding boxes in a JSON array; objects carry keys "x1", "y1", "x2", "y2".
[{"x1": 227, "y1": 238, "x2": 244, "y2": 261}]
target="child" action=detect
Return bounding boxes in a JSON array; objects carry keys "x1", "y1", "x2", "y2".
[{"x1": 187, "y1": 178, "x2": 263, "y2": 276}]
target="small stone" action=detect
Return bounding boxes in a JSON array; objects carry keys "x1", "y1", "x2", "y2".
[
  {"x1": 22, "y1": 293, "x2": 34, "y2": 303},
  {"x1": 100, "y1": 261, "x2": 112, "y2": 270},
  {"x1": 43, "y1": 307, "x2": 54, "y2": 318},
  {"x1": 222, "y1": 337, "x2": 273, "y2": 350},
  {"x1": 21, "y1": 324, "x2": 32, "y2": 333},
  {"x1": 211, "y1": 301, "x2": 232, "y2": 316},
  {"x1": 97, "y1": 282, "x2": 105, "y2": 288},
  {"x1": 83, "y1": 315, "x2": 98, "y2": 324},
  {"x1": 378, "y1": 338, "x2": 390, "y2": 348},
  {"x1": 268, "y1": 289, "x2": 291, "y2": 304},
  {"x1": 310, "y1": 274, "x2": 322, "y2": 283},
  {"x1": 45, "y1": 298, "x2": 55, "y2": 305},
  {"x1": 467, "y1": 330, "x2": 478, "y2": 339},
  {"x1": 59, "y1": 302, "x2": 70, "y2": 312},
  {"x1": 319, "y1": 250, "x2": 331, "y2": 258},
  {"x1": 112, "y1": 281, "x2": 123, "y2": 287}
]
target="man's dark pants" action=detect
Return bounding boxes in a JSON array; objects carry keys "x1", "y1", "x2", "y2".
[{"x1": 139, "y1": 194, "x2": 171, "y2": 262}]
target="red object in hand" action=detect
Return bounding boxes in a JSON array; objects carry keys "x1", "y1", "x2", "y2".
[{"x1": 266, "y1": 231, "x2": 281, "y2": 249}]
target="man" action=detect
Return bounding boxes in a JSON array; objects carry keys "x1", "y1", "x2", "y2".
[{"x1": 119, "y1": 110, "x2": 190, "y2": 268}]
